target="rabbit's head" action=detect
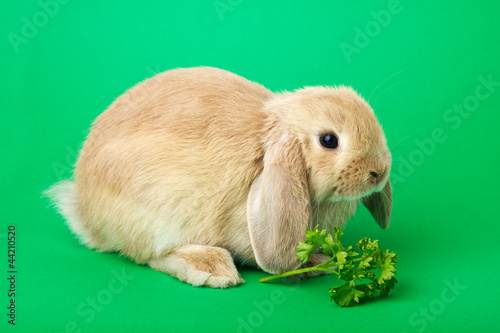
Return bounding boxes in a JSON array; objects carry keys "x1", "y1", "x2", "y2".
[
  {"x1": 248, "y1": 86, "x2": 392, "y2": 274},
  {"x1": 277, "y1": 86, "x2": 391, "y2": 204}
]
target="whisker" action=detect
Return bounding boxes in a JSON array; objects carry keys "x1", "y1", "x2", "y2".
[
  {"x1": 368, "y1": 67, "x2": 408, "y2": 103},
  {"x1": 370, "y1": 78, "x2": 410, "y2": 104}
]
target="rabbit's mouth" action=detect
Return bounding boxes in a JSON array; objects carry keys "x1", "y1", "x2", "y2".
[
  {"x1": 320, "y1": 186, "x2": 368, "y2": 203},
  {"x1": 327, "y1": 183, "x2": 384, "y2": 202}
]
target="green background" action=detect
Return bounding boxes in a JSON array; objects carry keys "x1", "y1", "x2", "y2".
[{"x1": 1, "y1": 0, "x2": 499, "y2": 332}]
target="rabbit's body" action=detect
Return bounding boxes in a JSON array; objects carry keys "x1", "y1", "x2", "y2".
[
  {"x1": 47, "y1": 67, "x2": 391, "y2": 288},
  {"x1": 72, "y1": 67, "x2": 270, "y2": 265}
]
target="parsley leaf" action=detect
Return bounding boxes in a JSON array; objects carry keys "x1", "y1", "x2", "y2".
[{"x1": 259, "y1": 226, "x2": 399, "y2": 307}]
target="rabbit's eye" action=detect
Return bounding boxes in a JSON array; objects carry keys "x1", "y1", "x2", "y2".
[{"x1": 320, "y1": 133, "x2": 338, "y2": 149}]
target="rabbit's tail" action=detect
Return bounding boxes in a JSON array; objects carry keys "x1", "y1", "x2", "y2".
[{"x1": 44, "y1": 181, "x2": 96, "y2": 248}]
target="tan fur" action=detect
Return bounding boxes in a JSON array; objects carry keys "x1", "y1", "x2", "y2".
[
  {"x1": 149, "y1": 245, "x2": 243, "y2": 288},
  {"x1": 46, "y1": 67, "x2": 392, "y2": 288}
]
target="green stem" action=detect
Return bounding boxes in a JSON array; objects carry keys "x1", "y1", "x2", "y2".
[
  {"x1": 259, "y1": 264, "x2": 339, "y2": 283},
  {"x1": 325, "y1": 255, "x2": 337, "y2": 266}
]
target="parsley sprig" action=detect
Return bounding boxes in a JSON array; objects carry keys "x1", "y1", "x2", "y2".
[{"x1": 259, "y1": 226, "x2": 398, "y2": 307}]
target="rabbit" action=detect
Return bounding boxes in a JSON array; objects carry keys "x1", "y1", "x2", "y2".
[{"x1": 45, "y1": 66, "x2": 392, "y2": 288}]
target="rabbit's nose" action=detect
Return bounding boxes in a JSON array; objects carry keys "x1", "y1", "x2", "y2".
[{"x1": 369, "y1": 171, "x2": 380, "y2": 181}]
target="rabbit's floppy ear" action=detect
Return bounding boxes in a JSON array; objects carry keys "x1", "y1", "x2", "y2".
[
  {"x1": 247, "y1": 130, "x2": 310, "y2": 274},
  {"x1": 362, "y1": 178, "x2": 392, "y2": 229}
]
